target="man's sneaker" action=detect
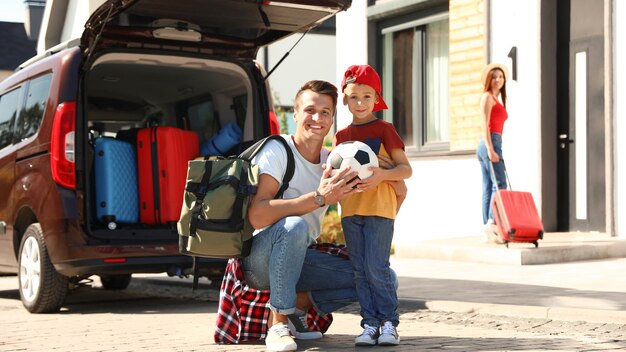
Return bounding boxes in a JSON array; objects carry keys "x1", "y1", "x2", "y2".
[
  {"x1": 483, "y1": 223, "x2": 505, "y2": 244},
  {"x1": 354, "y1": 324, "x2": 380, "y2": 346},
  {"x1": 378, "y1": 321, "x2": 400, "y2": 346},
  {"x1": 287, "y1": 313, "x2": 323, "y2": 340},
  {"x1": 265, "y1": 323, "x2": 297, "y2": 351}
]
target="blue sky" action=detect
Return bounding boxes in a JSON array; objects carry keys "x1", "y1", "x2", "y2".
[{"x1": 1, "y1": 0, "x2": 27, "y2": 23}]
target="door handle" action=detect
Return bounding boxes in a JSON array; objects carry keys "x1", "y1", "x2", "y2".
[{"x1": 559, "y1": 134, "x2": 574, "y2": 149}]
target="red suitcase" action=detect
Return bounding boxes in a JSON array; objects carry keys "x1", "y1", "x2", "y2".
[
  {"x1": 137, "y1": 127, "x2": 199, "y2": 224},
  {"x1": 490, "y1": 162, "x2": 544, "y2": 248}
]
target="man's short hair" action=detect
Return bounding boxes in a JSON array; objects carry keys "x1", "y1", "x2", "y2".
[{"x1": 294, "y1": 80, "x2": 338, "y2": 115}]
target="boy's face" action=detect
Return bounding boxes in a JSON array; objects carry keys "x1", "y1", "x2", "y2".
[
  {"x1": 293, "y1": 90, "x2": 334, "y2": 142},
  {"x1": 343, "y1": 83, "x2": 378, "y2": 120}
]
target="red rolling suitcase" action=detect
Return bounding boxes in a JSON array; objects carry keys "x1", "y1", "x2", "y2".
[
  {"x1": 137, "y1": 127, "x2": 199, "y2": 224},
  {"x1": 490, "y1": 161, "x2": 544, "y2": 248}
]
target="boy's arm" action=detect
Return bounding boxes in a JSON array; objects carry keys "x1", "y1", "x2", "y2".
[{"x1": 355, "y1": 148, "x2": 412, "y2": 192}]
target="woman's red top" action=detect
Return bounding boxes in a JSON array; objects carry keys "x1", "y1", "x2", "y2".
[{"x1": 488, "y1": 95, "x2": 508, "y2": 134}]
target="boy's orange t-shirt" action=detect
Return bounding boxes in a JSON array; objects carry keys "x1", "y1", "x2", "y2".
[{"x1": 334, "y1": 119, "x2": 405, "y2": 220}]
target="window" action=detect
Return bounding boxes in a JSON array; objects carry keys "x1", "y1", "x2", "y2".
[
  {"x1": 382, "y1": 14, "x2": 449, "y2": 152},
  {"x1": 16, "y1": 73, "x2": 52, "y2": 141},
  {"x1": 0, "y1": 87, "x2": 22, "y2": 150},
  {"x1": 185, "y1": 95, "x2": 219, "y2": 144}
]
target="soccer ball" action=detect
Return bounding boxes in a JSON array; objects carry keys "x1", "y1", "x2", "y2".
[{"x1": 328, "y1": 141, "x2": 379, "y2": 182}]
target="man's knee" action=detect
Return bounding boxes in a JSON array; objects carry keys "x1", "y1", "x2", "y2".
[{"x1": 282, "y1": 216, "x2": 310, "y2": 242}]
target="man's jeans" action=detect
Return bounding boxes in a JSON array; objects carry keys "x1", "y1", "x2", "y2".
[
  {"x1": 342, "y1": 215, "x2": 399, "y2": 327},
  {"x1": 242, "y1": 216, "x2": 373, "y2": 315},
  {"x1": 477, "y1": 132, "x2": 508, "y2": 224}
]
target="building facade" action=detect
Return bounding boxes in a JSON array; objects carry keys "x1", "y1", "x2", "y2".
[{"x1": 334, "y1": 0, "x2": 625, "y2": 257}]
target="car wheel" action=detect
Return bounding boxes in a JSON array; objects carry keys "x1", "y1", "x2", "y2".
[
  {"x1": 18, "y1": 223, "x2": 68, "y2": 313},
  {"x1": 99, "y1": 274, "x2": 132, "y2": 290}
]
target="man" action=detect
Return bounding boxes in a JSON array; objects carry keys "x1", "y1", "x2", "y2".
[{"x1": 243, "y1": 80, "x2": 359, "y2": 351}]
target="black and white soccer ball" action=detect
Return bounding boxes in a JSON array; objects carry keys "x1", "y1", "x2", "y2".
[{"x1": 328, "y1": 141, "x2": 379, "y2": 181}]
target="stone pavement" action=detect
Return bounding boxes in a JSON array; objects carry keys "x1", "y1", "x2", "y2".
[
  {"x1": 1, "y1": 276, "x2": 625, "y2": 352},
  {"x1": 1, "y1": 233, "x2": 626, "y2": 351},
  {"x1": 394, "y1": 233, "x2": 626, "y2": 324}
]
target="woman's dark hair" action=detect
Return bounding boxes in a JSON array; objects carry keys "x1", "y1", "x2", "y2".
[
  {"x1": 483, "y1": 68, "x2": 507, "y2": 107},
  {"x1": 294, "y1": 80, "x2": 338, "y2": 115}
]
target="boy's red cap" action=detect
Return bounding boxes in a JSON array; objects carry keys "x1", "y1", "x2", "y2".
[{"x1": 341, "y1": 64, "x2": 388, "y2": 112}]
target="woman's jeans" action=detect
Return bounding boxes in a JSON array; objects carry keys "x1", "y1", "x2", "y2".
[
  {"x1": 342, "y1": 215, "x2": 399, "y2": 328},
  {"x1": 477, "y1": 132, "x2": 508, "y2": 224},
  {"x1": 242, "y1": 216, "x2": 385, "y2": 315}
]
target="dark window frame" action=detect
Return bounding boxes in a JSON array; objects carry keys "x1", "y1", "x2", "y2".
[{"x1": 369, "y1": 2, "x2": 451, "y2": 158}]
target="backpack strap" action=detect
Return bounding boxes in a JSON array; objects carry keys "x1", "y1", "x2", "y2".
[{"x1": 239, "y1": 135, "x2": 295, "y2": 199}]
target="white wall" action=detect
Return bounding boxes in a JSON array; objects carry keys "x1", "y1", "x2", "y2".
[
  {"x1": 393, "y1": 157, "x2": 484, "y2": 257},
  {"x1": 615, "y1": 0, "x2": 625, "y2": 237},
  {"x1": 60, "y1": 0, "x2": 103, "y2": 42},
  {"x1": 260, "y1": 33, "x2": 337, "y2": 107},
  {"x1": 490, "y1": 0, "x2": 542, "y2": 207},
  {"x1": 38, "y1": 0, "x2": 105, "y2": 53},
  {"x1": 335, "y1": 1, "x2": 368, "y2": 131}
]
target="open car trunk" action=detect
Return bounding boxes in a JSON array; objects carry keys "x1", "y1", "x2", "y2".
[{"x1": 83, "y1": 52, "x2": 263, "y2": 241}]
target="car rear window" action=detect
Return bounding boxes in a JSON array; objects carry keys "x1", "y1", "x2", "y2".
[
  {"x1": 16, "y1": 73, "x2": 52, "y2": 141},
  {"x1": 0, "y1": 87, "x2": 22, "y2": 150}
]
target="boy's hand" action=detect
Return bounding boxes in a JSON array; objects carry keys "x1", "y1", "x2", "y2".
[
  {"x1": 377, "y1": 154, "x2": 396, "y2": 169},
  {"x1": 354, "y1": 166, "x2": 385, "y2": 192}
]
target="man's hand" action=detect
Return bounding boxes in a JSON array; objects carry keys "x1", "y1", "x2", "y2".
[{"x1": 317, "y1": 164, "x2": 358, "y2": 204}]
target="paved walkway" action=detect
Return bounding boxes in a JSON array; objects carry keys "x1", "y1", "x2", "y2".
[
  {"x1": 2, "y1": 234, "x2": 626, "y2": 351},
  {"x1": 392, "y1": 238, "x2": 626, "y2": 324}
]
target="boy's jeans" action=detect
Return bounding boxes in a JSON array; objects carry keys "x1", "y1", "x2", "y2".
[
  {"x1": 342, "y1": 215, "x2": 399, "y2": 327},
  {"x1": 242, "y1": 216, "x2": 365, "y2": 315},
  {"x1": 477, "y1": 132, "x2": 508, "y2": 224}
]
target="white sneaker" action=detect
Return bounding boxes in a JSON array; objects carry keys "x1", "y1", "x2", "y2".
[
  {"x1": 287, "y1": 313, "x2": 323, "y2": 340},
  {"x1": 354, "y1": 324, "x2": 379, "y2": 346},
  {"x1": 378, "y1": 321, "x2": 400, "y2": 346},
  {"x1": 483, "y1": 223, "x2": 505, "y2": 244},
  {"x1": 265, "y1": 323, "x2": 297, "y2": 351}
]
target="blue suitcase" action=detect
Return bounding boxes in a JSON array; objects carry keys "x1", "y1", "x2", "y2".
[{"x1": 94, "y1": 137, "x2": 139, "y2": 228}]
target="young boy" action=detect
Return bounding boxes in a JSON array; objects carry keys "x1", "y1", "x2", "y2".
[{"x1": 333, "y1": 65, "x2": 412, "y2": 346}]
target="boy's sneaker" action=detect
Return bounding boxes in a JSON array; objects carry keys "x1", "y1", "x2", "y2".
[
  {"x1": 287, "y1": 313, "x2": 323, "y2": 340},
  {"x1": 265, "y1": 323, "x2": 297, "y2": 351},
  {"x1": 354, "y1": 324, "x2": 380, "y2": 346},
  {"x1": 378, "y1": 321, "x2": 400, "y2": 346}
]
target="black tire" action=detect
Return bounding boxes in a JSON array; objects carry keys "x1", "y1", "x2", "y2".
[
  {"x1": 18, "y1": 223, "x2": 68, "y2": 313},
  {"x1": 99, "y1": 274, "x2": 132, "y2": 290}
]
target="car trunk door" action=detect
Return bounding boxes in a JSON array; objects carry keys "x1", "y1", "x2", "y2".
[{"x1": 80, "y1": 0, "x2": 351, "y2": 59}]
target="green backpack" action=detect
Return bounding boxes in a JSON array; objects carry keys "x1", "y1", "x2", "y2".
[{"x1": 177, "y1": 135, "x2": 295, "y2": 261}]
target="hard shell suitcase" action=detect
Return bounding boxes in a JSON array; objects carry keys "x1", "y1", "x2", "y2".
[
  {"x1": 137, "y1": 126, "x2": 199, "y2": 224},
  {"x1": 94, "y1": 137, "x2": 139, "y2": 228},
  {"x1": 490, "y1": 161, "x2": 544, "y2": 247}
]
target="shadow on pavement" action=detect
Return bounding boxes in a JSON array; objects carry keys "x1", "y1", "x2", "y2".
[{"x1": 0, "y1": 275, "x2": 220, "y2": 315}]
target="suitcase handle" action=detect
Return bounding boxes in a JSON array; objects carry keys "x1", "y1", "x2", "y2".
[{"x1": 488, "y1": 159, "x2": 512, "y2": 191}]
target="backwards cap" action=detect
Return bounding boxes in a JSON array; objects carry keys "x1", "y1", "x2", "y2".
[{"x1": 341, "y1": 65, "x2": 388, "y2": 112}]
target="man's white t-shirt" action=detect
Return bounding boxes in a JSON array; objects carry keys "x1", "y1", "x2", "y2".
[{"x1": 250, "y1": 135, "x2": 329, "y2": 242}]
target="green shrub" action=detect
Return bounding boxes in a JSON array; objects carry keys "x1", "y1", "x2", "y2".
[{"x1": 318, "y1": 208, "x2": 345, "y2": 245}]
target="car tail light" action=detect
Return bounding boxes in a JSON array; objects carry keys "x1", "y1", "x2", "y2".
[
  {"x1": 268, "y1": 111, "x2": 280, "y2": 135},
  {"x1": 103, "y1": 258, "x2": 127, "y2": 263},
  {"x1": 50, "y1": 102, "x2": 76, "y2": 189}
]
